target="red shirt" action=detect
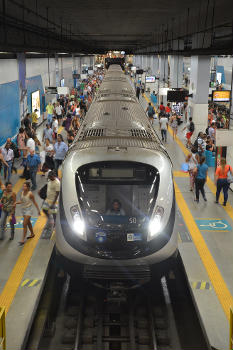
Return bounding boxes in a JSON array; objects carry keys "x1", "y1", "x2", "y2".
[{"x1": 159, "y1": 104, "x2": 165, "y2": 111}]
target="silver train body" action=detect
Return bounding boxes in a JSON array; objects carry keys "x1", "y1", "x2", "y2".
[{"x1": 56, "y1": 65, "x2": 177, "y2": 278}]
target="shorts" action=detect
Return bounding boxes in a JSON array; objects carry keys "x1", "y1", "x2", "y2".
[
  {"x1": 186, "y1": 131, "x2": 193, "y2": 140},
  {"x1": 57, "y1": 114, "x2": 63, "y2": 120},
  {"x1": 22, "y1": 207, "x2": 33, "y2": 217},
  {"x1": 42, "y1": 200, "x2": 58, "y2": 214}
]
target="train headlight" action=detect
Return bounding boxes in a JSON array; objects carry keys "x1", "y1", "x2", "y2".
[
  {"x1": 70, "y1": 206, "x2": 85, "y2": 237},
  {"x1": 148, "y1": 206, "x2": 164, "y2": 239}
]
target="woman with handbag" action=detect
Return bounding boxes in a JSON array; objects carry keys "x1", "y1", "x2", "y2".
[
  {"x1": 0, "y1": 182, "x2": 16, "y2": 240},
  {"x1": 215, "y1": 158, "x2": 233, "y2": 206},
  {"x1": 16, "y1": 182, "x2": 40, "y2": 245}
]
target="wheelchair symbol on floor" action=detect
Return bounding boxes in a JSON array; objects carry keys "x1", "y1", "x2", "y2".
[{"x1": 195, "y1": 219, "x2": 232, "y2": 231}]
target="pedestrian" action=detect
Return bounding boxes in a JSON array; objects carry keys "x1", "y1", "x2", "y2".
[
  {"x1": 53, "y1": 134, "x2": 68, "y2": 175},
  {"x1": 183, "y1": 117, "x2": 195, "y2": 148},
  {"x1": 159, "y1": 101, "x2": 165, "y2": 112},
  {"x1": 43, "y1": 123, "x2": 53, "y2": 143},
  {"x1": 23, "y1": 113, "x2": 32, "y2": 132},
  {"x1": 170, "y1": 114, "x2": 178, "y2": 140},
  {"x1": 16, "y1": 182, "x2": 40, "y2": 245},
  {"x1": 215, "y1": 158, "x2": 233, "y2": 206},
  {"x1": 0, "y1": 149, "x2": 9, "y2": 175},
  {"x1": 208, "y1": 122, "x2": 216, "y2": 143},
  {"x1": 42, "y1": 138, "x2": 54, "y2": 174},
  {"x1": 159, "y1": 114, "x2": 168, "y2": 142},
  {"x1": 0, "y1": 182, "x2": 16, "y2": 240},
  {"x1": 197, "y1": 132, "x2": 205, "y2": 156},
  {"x1": 186, "y1": 148, "x2": 199, "y2": 191},
  {"x1": 46, "y1": 102, "x2": 54, "y2": 125},
  {"x1": 31, "y1": 109, "x2": 39, "y2": 129},
  {"x1": 136, "y1": 85, "x2": 141, "y2": 99},
  {"x1": 165, "y1": 103, "x2": 171, "y2": 118},
  {"x1": 146, "y1": 102, "x2": 155, "y2": 125},
  {"x1": 42, "y1": 170, "x2": 60, "y2": 237},
  {"x1": 0, "y1": 180, "x2": 5, "y2": 218},
  {"x1": 2, "y1": 143, "x2": 14, "y2": 181},
  {"x1": 52, "y1": 116, "x2": 58, "y2": 140},
  {"x1": 194, "y1": 156, "x2": 208, "y2": 203},
  {"x1": 26, "y1": 149, "x2": 41, "y2": 191},
  {"x1": 17, "y1": 127, "x2": 27, "y2": 159},
  {"x1": 55, "y1": 102, "x2": 63, "y2": 125}
]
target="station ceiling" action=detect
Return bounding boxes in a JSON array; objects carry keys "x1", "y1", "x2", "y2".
[{"x1": 0, "y1": 0, "x2": 232, "y2": 55}]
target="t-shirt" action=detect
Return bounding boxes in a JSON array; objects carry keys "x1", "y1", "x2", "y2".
[
  {"x1": 47, "y1": 178, "x2": 60, "y2": 204},
  {"x1": 147, "y1": 105, "x2": 154, "y2": 116},
  {"x1": 215, "y1": 165, "x2": 232, "y2": 179},
  {"x1": 31, "y1": 112, "x2": 38, "y2": 124},
  {"x1": 197, "y1": 137, "x2": 205, "y2": 153},
  {"x1": 46, "y1": 104, "x2": 54, "y2": 114},
  {"x1": 159, "y1": 104, "x2": 165, "y2": 111},
  {"x1": 208, "y1": 127, "x2": 215, "y2": 140},
  {"x1": 27, "y1": 138, "x2": 35, "y2": 151},
  {"x1": 55, "y1": 105, "x2": 63, "y2": 116},
  {"x1": 197, "y1": 163, "x2": 208, "y2": 179},
  {"x1": 44, "y1": 128, "x2": 53, "y2": 142},
  {"x1": 52, "y1": 119, "x2": 58, "y2": 133},
  {"x1": 160, "y1": 117, "x2": 168, "y2": 130},
  {"x1": 165, "y1": 106, "x2": 171, "y2": 114}
]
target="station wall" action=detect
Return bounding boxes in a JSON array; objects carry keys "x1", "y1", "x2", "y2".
[{"x1": 0, "y1": 56, "x2": 74, "y2": 146}]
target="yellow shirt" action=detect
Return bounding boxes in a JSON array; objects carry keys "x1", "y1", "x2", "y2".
[
  {"x1": 31, "y1": 112, "x2": 38, "y2": 123},
  {"x1": 46, "y1": 105, "x2": 54, "y2": 114}
]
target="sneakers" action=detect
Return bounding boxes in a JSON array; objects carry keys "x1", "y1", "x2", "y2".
[
  {"x1": 203, "y1": 197, "x2": 207, "y2": 202},
  {"x1": 194, "y1": 199, "x2": 199, "y2": 203}
]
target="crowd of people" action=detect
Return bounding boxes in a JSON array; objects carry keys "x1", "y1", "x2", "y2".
[
  {"x1": 0, "y1": 71, "x2": 104, "y2": 244},
  {"x1": 145, "y1": 95, "x2": 233, "y2": 206}
]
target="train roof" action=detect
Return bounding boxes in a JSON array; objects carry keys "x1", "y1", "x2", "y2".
[{"x1": 72, "y1": 65, "x2": 167, "y2": 156}]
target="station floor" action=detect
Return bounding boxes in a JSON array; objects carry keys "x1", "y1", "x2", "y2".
[{"x1": 0, "y1": 96, "x2": 232, "y2": 349}]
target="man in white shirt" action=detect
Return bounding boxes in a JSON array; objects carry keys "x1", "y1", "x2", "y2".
[
  {"x1": 52, "y1": 116, "x2": 58, "y2": 139},
  {"x1": 42, "y1": 170, "x2": 60, "y2": 237},
  {"x1": 2, "y1": 143, "x2": 14, "y2": 181},
  {"x1": 55, "y1": 103, "x2": 63, "y2": 125},
  {"x1": 159, "y1": 116, "x2": 168, "y2": 142},
  {"x1": 20, "y1": 132, "x2": 35, "y2": 179}
]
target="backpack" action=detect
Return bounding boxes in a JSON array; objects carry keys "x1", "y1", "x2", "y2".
[
  {"x1": 193, "y1": 138, "x2": 198, "y2": 150},
  {"x1": 38, "y1": 184, "x2": 47, "y2": 200},
  {"x1": 189, "y1": 122, "x2": 194, "y2": 132}
]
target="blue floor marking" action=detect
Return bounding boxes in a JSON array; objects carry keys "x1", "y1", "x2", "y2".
[
  {"x1": 195, "y1": 219, "x2": 232, "y2": 231},
  {"x1": 7, "y1": 217, "x2": 38, "y2": 229}
]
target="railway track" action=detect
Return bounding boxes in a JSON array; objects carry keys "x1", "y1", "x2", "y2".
[{"x1": 26, "y1": 256, "x2": 209, "y2": 350}]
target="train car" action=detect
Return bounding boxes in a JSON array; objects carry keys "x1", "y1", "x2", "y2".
[{"x1": 56, "y1": 65, "x2": 177, "y2": 285}]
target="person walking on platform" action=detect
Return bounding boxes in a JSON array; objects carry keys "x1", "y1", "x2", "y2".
[
  {"x1": 53, "y1": 134, "x2": 68, "y2": 175},
  {"x1": 146, "y1": 102, "x2": 155, "y2": 125},
  {"x1": 41, "y1": 170, "x2": 60, "y2": 238},
  {"x1": 186, "y1": 148, "x2": 199, "y2": 192},
  {"x1": 46, "y1": 102, "x2": 54, "y2": 126},
  {"x1": 2, "y1": 143, "x2": 14, "y2": 181},
  {"x1": 170, "y1": 114, "x2": 178, "y2": 140},
  {"x1": 194, "y1": 156, "x2": 208, "y2": 203},
  {"x1": 215, "y1": 158, "x2": 233, "y2": 206},
  {"x1": 31, "y1": 109, "x2": 39, "y2": 130},
  {"x1": 26, "y1": 149, "x2": 41, "y2": 191},
  {"x1": 159, "y1": 115, "x2": 168, "y2": 142},
  {"x1": 16, "y1": 182, "x2": 40, "y2": 245},
  {"x1": 0, "y1": 182, "x2": 16, "y2": 240},
  {"x1": 136, "y1": 85, "x2": 141, "y2": 99}
]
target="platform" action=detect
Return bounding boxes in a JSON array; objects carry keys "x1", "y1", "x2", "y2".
[{"x1": 141, "y1": 92, "x2": 232, "y2": 349}]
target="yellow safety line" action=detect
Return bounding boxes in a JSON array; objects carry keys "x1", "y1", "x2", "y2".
[
  {"x1": 28, "y1": 279, "x2": 38, "y2": 287},
  {"x1": 0, "y1": 214, "x2": 47, "y2": 314},
  {"x1": 143, "y1": 93, "x2": 233, "y2": 222},
  {"x1": 173, "y1": 171, "x2": 189, "y2": 178},
  {"x1": 174, "y1": 180, "x2": 233, "y2": 320}
]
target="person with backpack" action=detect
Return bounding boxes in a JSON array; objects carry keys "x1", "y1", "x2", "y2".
[
  {"x1": 183, "y1": 117, "x2": 195, "y2": 148},
  {"x1": 194, "y1": 156, "x2": 208, "y2": 203},
  {"x1": 215, "y1": 158, "x2": 233, "y2": 206},
  {"x1": 146, "y1": 102, "x2": 155, "y2": 125}
]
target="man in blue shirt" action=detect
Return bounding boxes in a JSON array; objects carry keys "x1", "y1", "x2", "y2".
[
  {"x1": 43, "y1": 124, "x2": 53, "y2": 143},
  {"x1": 53, "y1": 134, "x2": 68, "y2": 175},
  {"x1": 194, "y1": 156, "x2": 208, "y2": 203},
  {"x1": 27, "y1": 150, "x2": 41, "y2": 191}
]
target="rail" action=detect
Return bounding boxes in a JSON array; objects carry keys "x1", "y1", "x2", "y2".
[
  {"x1": 230, "y1": 308, "x2": 233, "y2": 350},
  {"x1": 0, "y1": 307, "x2": 6, "y2": 350}
]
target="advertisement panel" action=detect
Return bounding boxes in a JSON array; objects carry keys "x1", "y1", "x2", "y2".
[
  {"x1": 212, "y1": 90, "x2": 231, "y2": 102},
  {"x1": 31, "y1": 90, "x2": 40, "y2": 120}
]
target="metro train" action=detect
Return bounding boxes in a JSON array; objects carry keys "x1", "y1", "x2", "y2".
[{"x1": 56, "y1": 65, "x2": 177, "y2": 285}]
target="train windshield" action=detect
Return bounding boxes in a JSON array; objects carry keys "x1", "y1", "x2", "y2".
[{"x1": 75, "y1": 162, "x2": 159, "y2": 229}]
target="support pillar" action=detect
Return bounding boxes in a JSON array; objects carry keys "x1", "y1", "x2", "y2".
[
  {"x1": 159, "y1": 55, "x2": 168, "y2": 86},
  {"x1": 169, "y1": 55, "x2": 183, "y2": 88},
  {"x1": 55, "y1": 54, "x2": 59, "y2": 87},
  {"x1": 17, "y1": 53, "x2": 27, "y2": 121},
  {"x1": 188, "y1": 56, "x2": 211, "y2": 133}
]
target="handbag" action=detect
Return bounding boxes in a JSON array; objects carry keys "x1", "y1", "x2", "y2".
[
  {"x1": 227, "y1": 166, "x2": 233, "y2": 184},
  {"x1": 11, "y1": 214, "x2": 16, "y2": 225}
]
